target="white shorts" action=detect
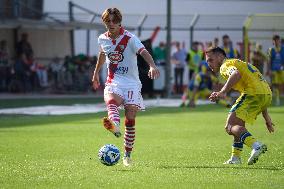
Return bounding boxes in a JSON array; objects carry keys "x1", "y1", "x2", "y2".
[{"x1": 104, "y1": 84, "x2": 145, "y2": 110}]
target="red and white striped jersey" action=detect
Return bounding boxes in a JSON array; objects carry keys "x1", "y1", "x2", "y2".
[{"x1": 98, "y1": 28, "x2": 145, "y2": 87}]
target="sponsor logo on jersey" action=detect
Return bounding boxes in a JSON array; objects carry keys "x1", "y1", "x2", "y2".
[
  {"x1": 108, "y1": 51, "x2": 124, "y2": 64},
  {"x1": 119, "y1": 45, "x2": 125, "y2": 51}
]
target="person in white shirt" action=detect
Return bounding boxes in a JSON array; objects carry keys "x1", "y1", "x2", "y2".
[{"x1": 92, "y1": 8, "x2": 160, "y2": 166}]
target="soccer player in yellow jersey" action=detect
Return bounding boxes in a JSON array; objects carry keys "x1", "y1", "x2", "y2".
[{"x1": 205, "y1": 46, "x2": 275, "y2": 165}]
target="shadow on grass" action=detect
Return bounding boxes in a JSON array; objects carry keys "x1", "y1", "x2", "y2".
[
  {"x1": 158, "y1": 165, "x2": 283, "y2": 171},
  {"x1": 0, "y1": 97, "x2": 104, "y2": 109},
  {"x1": 0, "y1": 113, "x2": 104, "y2": 129},
  {"x1": 115, "y1": 169, "x2": 138, "y2": 172}
]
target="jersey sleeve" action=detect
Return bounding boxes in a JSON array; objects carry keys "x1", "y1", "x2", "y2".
[
  {"x1": 130, "y1": 35, "x2": 145, "y2": 54},
  {"x1": 97, "y1": 36, "x2": 104, "y2": 52},
  {"x1": 220, "y1": 64, "x2": 237, "y2": 79}
]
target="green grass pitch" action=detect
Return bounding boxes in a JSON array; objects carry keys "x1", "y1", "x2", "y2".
[{"x1": 0, "y1": 105, "x2": 283, "y2": 188}]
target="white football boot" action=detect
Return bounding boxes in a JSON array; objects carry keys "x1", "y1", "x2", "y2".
[
  {"x1": 223, "y1": 156, "x2": 242, "y2": 165},
  {"x1": 123, "y1": 156, "x2": 132, "y2": 167},
  {"x1": 247, "y1": 144, "x2": 267, "y2": 165}
]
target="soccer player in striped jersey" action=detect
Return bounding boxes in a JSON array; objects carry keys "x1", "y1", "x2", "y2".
[
  {"x1": 92, "y1": 8, "x2": 160, "y2": 166},
  {"x1": 206, "y1": 46, "x2": 275, "y2": 165}
]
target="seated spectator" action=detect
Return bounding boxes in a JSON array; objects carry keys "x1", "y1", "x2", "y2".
[
  {"x1": 180, "y1": 61, "x2": 230, "y2": 107},
  {"x1": 74, "y1": 54, "x2": 91, "y2": 92},
  {"x1": 49, "y1": 57, "x2": 64, "y2": 90},
  {"x1": 27, "y1": 54, "x2": 48, "y2": 89},
  {"x1": 27, "y1": 54, "x2": 40, "y2": 91},
  {"x1": 62, "y1": 55, "x2": 76, "y2": 90}
]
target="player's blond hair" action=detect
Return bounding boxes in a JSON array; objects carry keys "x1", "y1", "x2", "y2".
[{"x1": 101, "y1": 8, "x2": 122, "y2": 24}]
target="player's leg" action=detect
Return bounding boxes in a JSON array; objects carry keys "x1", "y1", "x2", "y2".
[
  {"x1": 223, "y1": 112, "x2": 245, "y2": 164},
  {"x1": 272, "y1": 71, "x2": 280, "y2": 106},
  {"x1": 180, "y1": 87, "x2": 189, "y2": 107},
  {"x1": 121, "y1": 86, "x2": 144, "y2": 166},
  {"x1": 103, "y1": 90, "x2": 124, "y2": 138},
  {"x1": 188, "y1": 89, "x2": 200, "y2": 107},
  {"x1": 225, "y1": 95, "x2": 268, "y2": 165},
  {"x1": 123, "y1": 105, "x2": 138, "y2": 166}
]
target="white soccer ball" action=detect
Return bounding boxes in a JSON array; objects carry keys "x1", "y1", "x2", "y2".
[{"x1": 98, "y1": 144, "x2": 120, "y2": 166}]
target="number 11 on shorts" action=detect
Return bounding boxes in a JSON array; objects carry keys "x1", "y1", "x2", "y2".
[{"x1": 128, "y1": 91, "x2": 133, "y2": 99}]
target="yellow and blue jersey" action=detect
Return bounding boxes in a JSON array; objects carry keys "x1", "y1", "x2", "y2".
[
  {"x1": 223, "y1": 46, "x2": 239, "y2": 58},
  {"x1": 268, "y1": 45, "x2": 284, "y2": 71},
  {"x1": 220, "y1": 59, "x2": 271, "y2": 95}
]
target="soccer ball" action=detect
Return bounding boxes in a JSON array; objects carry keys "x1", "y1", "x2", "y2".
[{"x1": 98, "y1": 144, "x2": 120, "y2": 166}]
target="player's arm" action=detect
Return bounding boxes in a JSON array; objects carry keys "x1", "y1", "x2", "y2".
[
  {"x1": 92, "y1": 49, "x2": 106, "y2": 90},
  {"x1": 209, "y1": 68, "x2": 241, "y2": 102},
  {"x1": 262, "y1": 108, "x2": 275, "y2": 133},
  {"x1": 140, "y1": 49, "x2": 160, "y2": 79}
]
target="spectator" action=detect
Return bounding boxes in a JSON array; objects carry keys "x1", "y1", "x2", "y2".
[
  {"x1": 0, "y1": 40, "x2": 10, "y2": 91},
  {"x1": 213, "y1": 37, "x2": 219, "y2": 47},
  {"x1": 74, "y1": 54, "x2": 90, "y2": 92},
  {"x1": 63, "y1": 55, "x2": 76, "y2": 90},
  {"x1": 250, "y1": 43, "x2": 267, "y2": 74},
  {"x1": 49, "y1": 57, "x2": 64, "y2": 90},
  {"x1": 36, "y1": 63, "x2": 49, "y2": 88},
  {"x1": 187, "y1": 41, "x2": 204, "y2": 81},
  {"x1": 172, "y1": 42, "x2": 187, "y2": 94},
  {"x1": 180, "y1": 62, "x2": 213, "y2": 107},
  {"x1": 222, "y1": 34, "x2": 240, "y2": 58},
  {"x1": 27, "y1": 54, "x2": 48, "y2": 89},
  {"x1": 153, "y1": 41, "x2": 166, "y2": 65},
  {"x1": 16, "y1": 33, "x2": 33, "y2": 58},
  {"x1": 268, "y1": 34, "x2": 284, "y2": 106},
  {"x1": 13, "y1": 53, "x2": 31, "y2": 92}
]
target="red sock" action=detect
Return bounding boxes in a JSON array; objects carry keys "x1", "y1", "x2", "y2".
[{"x1": 124, "y1": 119, "x2": 135, "y2": 154}]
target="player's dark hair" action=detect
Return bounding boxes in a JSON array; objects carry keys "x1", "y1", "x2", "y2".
[
  {"x1": 205, "y1": 46, "x2": 227, "y2": 58},
  {"x1": 222, "y1": 34, "x2": 229, "y2": 40},
  {"x1": 273, "y1": 35, "x2": 280, "y2": 41},
  {"x1": 102, "y1": 8, "x2": 122, "y2": 24},
  {"x1": 192, "y1": 41, "x2": 199, "y2": 46}
]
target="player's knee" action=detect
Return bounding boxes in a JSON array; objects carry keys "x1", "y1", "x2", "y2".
[
  {"x1": 125, "y1": 113, "x2": 136, "y2": 120},
  {"x1": 125, "y1": 118, "x2": 135, "y2": 127},
  {"x1": 125, "y1": 106, "x2": 138, "y2": 119},
  {"x1": 230, "y1": 125, "x2": 246, "y2": 136},
  {"x1": 106, "y1": 99, "x2": 118, "y2": 106},
  {"x1": 225, "y1": 124, "x2": 233, "y2": 135}
]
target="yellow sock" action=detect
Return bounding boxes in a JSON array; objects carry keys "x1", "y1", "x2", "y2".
[
  {"x1": 241, "y1": 132, "x2": 257, "y2": 148},
  {"x1": 232, "y1": 142, "x2": 243, "y2": 158}
]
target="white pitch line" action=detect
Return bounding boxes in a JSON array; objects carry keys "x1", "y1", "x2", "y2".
[{"x1": 0, "y1": 99, "x2": 213, "y2": 115}]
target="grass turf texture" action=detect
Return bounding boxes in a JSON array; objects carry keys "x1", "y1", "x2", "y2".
[{"x1": 0, "y1": 105, "x2": 283, "y2": 188}]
